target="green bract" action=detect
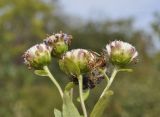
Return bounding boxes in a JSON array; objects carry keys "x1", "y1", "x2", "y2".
[
  {"x1": 23, "y1": 43, "x2": 51, "y2": 69},
  {"x1": 105, "y1": 40, "x2": 138, "y2": 66},
  {"x1": 44, "y1": 32, "x2": 72, "y2": 57},
  {"x1": 59, "y1": 49, "x2": 98, "y2": 76}
]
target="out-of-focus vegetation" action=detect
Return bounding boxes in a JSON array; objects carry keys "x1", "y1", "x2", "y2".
[{"x1": 0, "y1": 0, "x2": 160, "y2": 117}]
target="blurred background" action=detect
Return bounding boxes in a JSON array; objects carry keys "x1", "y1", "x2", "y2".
[{"x1": 0, "y1": 0, "x2": 160, "y2": 116}]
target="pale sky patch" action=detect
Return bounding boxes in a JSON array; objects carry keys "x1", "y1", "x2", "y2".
[{"x1": 60, "y1": 0, "x2": 160, "y2": 29}]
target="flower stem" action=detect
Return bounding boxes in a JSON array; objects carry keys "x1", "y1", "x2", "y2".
[
  {"x1": 99, "y1": 68, "x2": 109, "y2": 82},
  {"x1": 78, "y1": 75, "x2": 87, "y2": 117},
  {"x1": 43, "y1": 66, "x2": 63, "y2": 98},
  {"x1": 70, "y1": 88, "x2": 73, "y2": 100},
  {"x1": 100, "y1": 67, "x2": 118, "y2": 98}
]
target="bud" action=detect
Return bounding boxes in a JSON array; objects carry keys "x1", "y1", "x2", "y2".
[
  {"x1": 44, "y1": 31, "x2": 72, "y2": 57},
  {"x1": 105, "y1": 40, "x2": 138, "y2": 66},
  {"x1": 59, "y1": 49, "x2": 99, "y2": 76},
  {"x1": 23, "y1": 43, "x2": 51, "y2": 69}
]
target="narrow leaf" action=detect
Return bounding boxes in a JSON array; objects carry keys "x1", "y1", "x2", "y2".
[
  {"x1": 77, "y1": 89, "x2": 90, "y2": 102},
  {"x1": 90, "y1": 90, "x2": 113, "y2": 117},
  {"x1": 34, "y1": 70, "x2": 48, "y2": 76},
  {"x1": 65, "y1": 82, "x2": 75, "y2": 92},
  {"x1": 118, "y1": 68, "x2": 133, "y2": 72},
  {"x1": 54, "y1": 109, "x2": 62, "y2": 117},
  {"x1": 62, "y1": 92, "x2": 81, "y2": 117}
]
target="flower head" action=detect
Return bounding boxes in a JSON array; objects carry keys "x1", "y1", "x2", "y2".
[
  {"x1": 23, "y1": 43, "x2": 51, "y2": 69},
  {"x1": 71, "y1": 68, "x2": 105, "y2": 89},
  {"x1": 105, "y1": 40, "x2": 138, "y2": 66},
  {"x1": 44, "y1": 31, "x2": 72, "y2": 57},
  {"x1": 59, "y1": 49, "x2": 102, "y2": 76}
]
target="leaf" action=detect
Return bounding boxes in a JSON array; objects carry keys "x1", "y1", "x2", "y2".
[
  {"x1": 34, "y1": 70, "x2": 48, "y2": 76},
  {"x1": 54, "y1": 109, "x2": 62, "y2": 117},
  {"x1": 77, "y1": 89, "x2": 90, "y2": 102},
  {"x1": 118, "y1": 68, "x2": 133, "y2": 72},
  {"x1": 59, "y1": 60, "x2": 65, "y2": 73},
  {"x1": 65, "y1": 82, "x2": 75, "y2": 92},
  {"x1": 90, "y1": 90, "x2": 113, "y2": 117},
  {"x1": 62, "y1": 92, "x2": 81, "y2": 117},
  {"x1": 59, "y1": 58, "x2": 80, "y2": 76}
]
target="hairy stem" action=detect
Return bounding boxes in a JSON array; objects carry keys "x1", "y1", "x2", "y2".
[
  {"x1": 78, "y1": 75, "x2": 87, "y2": 117},
  {"x1": 43, "y1": 66, "x2": 63, "y2": 98}
]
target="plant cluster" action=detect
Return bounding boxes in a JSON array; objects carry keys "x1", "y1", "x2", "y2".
[{"x1": 23, "y1": 31, "x2": 138, "y2": 117}]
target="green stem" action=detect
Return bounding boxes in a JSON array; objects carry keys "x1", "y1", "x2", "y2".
[
  {"x1": 99, "y1": 68, "x2": 109, "y2": 82},
  {"x1": 70, "y1": 88, "x2": 73, "y2": 100},
  {"x1": 43, "y1": 66, "x2": 63, "y2": 98},
  {"x1": 100, "y1": 67, "x2": 118, "y2": 98},
  {"x1": 78, "y1": 75, "x2": 87, "y2": 117}
]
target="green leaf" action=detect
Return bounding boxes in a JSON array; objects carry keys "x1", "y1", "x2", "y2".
[
  {"x1": 118, "y1": 68, "x2": 133, "y2": 72},
  {"x1": 54, "y1": 109, "x2": 62, "y2": 117},
  {"x1": 77, "y1": 89, "x2": 90, "y2": 102},
  {"x1": 65, "y1": 82, "x2": 75, "y2": 92},
  {"x1": 34, "y1": 70, "x2": 48, "y2": 76},
  {"x1": 90, "y1": 90, "x2": 113, "y2": 117},
  {"x1": 59, "y1": 58, "x2": 80, "y2": 76},
  {"x1": 62, "y1": 92, "x2": 81, "y2": 117},
  {"x1": 59, "y1": 60, "x2": 65, "y2": 72}
]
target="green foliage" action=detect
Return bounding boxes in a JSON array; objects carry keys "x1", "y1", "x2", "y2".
[
  {"x1": 77, "y1": 89, "x2": 90, "y2": 102},
  {"x1": 34, "y1": 70, "x2": 48, "y2": 76},
  {"x1": 65, "y1": 82, "x2": 75, "y2": 92},
  {"x1": 62, "y1": 92, "x2": 81, "y2": 117},
  {"x1": 90, "y1": 90, "x2": 113, "y2": 117},
  {"x1": 0, "y1": 0, "x2": 160, "y2": 116},
  {"x1": 54, "y1": 109, "x2": 62, "y2": 117}
]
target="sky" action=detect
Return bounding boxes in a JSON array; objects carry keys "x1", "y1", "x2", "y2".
[{"x1": 60, "y1": 0, "x2": 160, "y2": 29}]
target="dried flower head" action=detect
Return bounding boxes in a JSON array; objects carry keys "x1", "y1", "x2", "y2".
[
  {"x1": 44, "y1": 31, "x2": 72, "y2": 57},
  {"x1": 59, "y1": 49, "x2": 102, "y2": 76},
  {"x1": 23, "y1": 43, "x2": 51, "y2": 69},
  {"x1": 74, "y1": 68, "x2": 106, "y2": 89},
  {"x1": 105, "y1": 40, "x2": 138, "y2": 66}
]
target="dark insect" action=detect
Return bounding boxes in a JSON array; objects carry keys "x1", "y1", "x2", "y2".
[{"x1": 70, "y1": 68, "x2": 105, "y2": 90}]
